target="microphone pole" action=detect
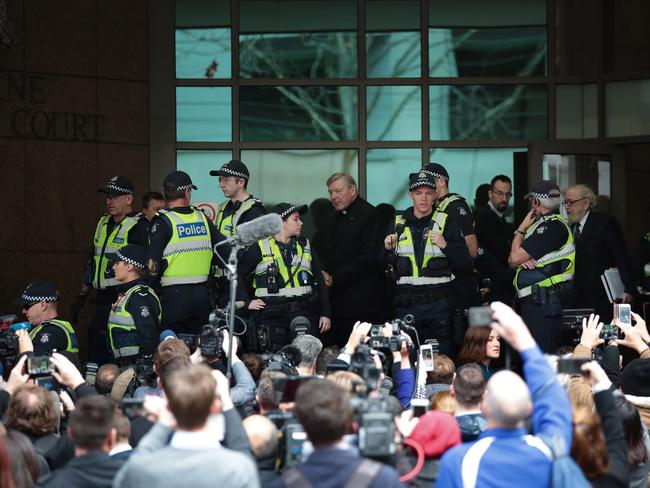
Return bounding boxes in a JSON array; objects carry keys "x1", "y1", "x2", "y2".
[{"x1": 225, "y1": 242, "x2": 240, "y2": 381}]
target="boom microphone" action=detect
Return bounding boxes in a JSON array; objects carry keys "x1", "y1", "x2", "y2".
[{"x1": 215, "y1": 213, "x2": 283, "y2": 249}]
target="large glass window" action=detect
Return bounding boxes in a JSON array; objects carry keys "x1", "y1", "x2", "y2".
[
  {"x1": 605, "y1": 79, "x2": 650, "y2": 137},
  {"x1": 367, "y1": 86, "x2": 421, "y2": 141},
  {"x1": 556, "y1": 84, "x2": 597, "y2": 139},
  {"x1": 429, "y1": 85, "x2": 547, "y2": 140},
  {"x1": 175, "y1": 0, "x2": 231, "y2": 79},
  {"x1": 366, "y1": 148, "x2": 422, "y2": 209},
  {"x1": 239, "y1": 0, "x2": 357, "y2": 79},
  {"x1": 240, "y1": 149, "x2": 358, "y2": 206},
  {"x1": 240, "y1": 86, "x2": 358, "y2": 142},
  {"x1": 176, "y1": 87, "x2": 232, "y2": 142},
  {"x1": 176, "y1": 150, "x2": 232, "y2": 204}
]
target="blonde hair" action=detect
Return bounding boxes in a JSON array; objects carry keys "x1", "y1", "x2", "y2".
[
  {"x1": 326, "y1": 371, "x2": 367, "y2": 396},
  {"x1": 431, "y1": 391, "x2": 456, "y2": 415}
]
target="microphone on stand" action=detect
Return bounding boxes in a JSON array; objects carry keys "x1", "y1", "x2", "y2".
[{"x1": 214, "y1": 213, "x2": 283, "y2": 251}]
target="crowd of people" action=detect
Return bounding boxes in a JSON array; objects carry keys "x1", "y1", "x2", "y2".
[{"x1": 1, "y1": 157, "x2": 649, "y2": 487}]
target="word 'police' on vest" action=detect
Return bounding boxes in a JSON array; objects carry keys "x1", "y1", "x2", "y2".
[{"x1": 177, "y1": 222, "x2": 208, "y2": 238}]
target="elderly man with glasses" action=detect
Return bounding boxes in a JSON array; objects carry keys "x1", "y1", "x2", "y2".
[{"x1": 563, "y1": 184, "x2": 635, "y2": 322}]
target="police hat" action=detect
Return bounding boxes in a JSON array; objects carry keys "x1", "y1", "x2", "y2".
[
  {"x1": 523, "y1": 180, "x2": 561, "y2": 200},
  {"x1": 163, "y1": 171, "x2": 197, "y2": 191},
  {"x1": 271, "y1": 202, "x2": 308, "y2": 220},
  {"x1": 106, "y1": 244, "x2": 148, "y2": 269},
  {"x1": 209, "y1": 159, "x2": 250, "y2": 180},
  {"x1": 409, "y1": 171, "x2": 437, "y2": 191},
  {"x1": 422, "y1": 162, "x2": 449, "y2": 181},
  {"x1": 15, "y1": 282, "x2": 59, "y2": 308},
  {"x1": 97, "y1": 176, "x2": 135, "y2": 196}
]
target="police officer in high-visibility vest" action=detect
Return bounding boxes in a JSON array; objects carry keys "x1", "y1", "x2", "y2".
[
  {"x1": 210, "y1": 159, "x2": 266, "y2": 306},
  {"x1": 73, "y1": 176, "x2": 148, "y2": 365},
  {"x1": 508, "y1": 180, "x2": 575, "y2": 353},
  {"x1": 106, "y1": 244, "x2": 161, "y2": 364},
  {"x1": 14, "y1": 282, "x2": 79, "y2": 357},
  {"x1": 422, "y1": 163, "x2": 480, "y2": 309},
  {"x1": 238, "y1": 203, "x2": 331, "y2": 351},
  {"x1": 148, "y1": 171, "x2": 227, "y2": 335},
  {"x1": 384, "y1": 173, "x2": 472, "y2": 355}
]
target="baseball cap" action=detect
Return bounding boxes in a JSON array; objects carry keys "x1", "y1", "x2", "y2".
[
  {"x1": 409, "y1": 171, "x2": 437, "y2": 191},
  {"x1": 209, "y1": 159, "x2": 250, "y2": 180},
  {"x1": 15, "y1": 282, "x2": 59, "y2": 308},
  {"x1": 523, "y1": 180, "x2": 561, "y2": 200},
  {"x1": 105, "y1": 244, "x2": 148, "y2": 269},
  {"x1": 271, "y1": 202, "x2": 308, "y2": 220},
  {"x1": 163, "y1": 171, "x2": 197, "y2": 191},
  {"x1": 97, "y1": 176, "x2": 135, "y2": 196}
]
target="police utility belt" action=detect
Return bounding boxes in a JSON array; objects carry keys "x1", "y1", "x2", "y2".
[
  {"x1": 395, "y1": 284, "x2": 449, "y2": 306},
  {"x1": 516, "y1": 274, "x2": 573, "y2": 300}
]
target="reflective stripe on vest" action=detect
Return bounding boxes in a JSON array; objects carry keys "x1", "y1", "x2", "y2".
[
  {"x1": 216, "y1": 198, "x2": 260, "y2": 237},
  {"x1": 107, "y1": 285, "x2": 161, "y2": 358},
  {"x1": 92, "y1": 214, "x2": 140, "y2": 289},
  {"x1": 253, "y1": 237, "x2": 313, "y2": 297},
  {"x1": 436, "y1": 194, "x2": 462, "y2": 213},
  {"x1": 29, "y1": 319, "x2": 79, "y2": 353},
  {"x1": 160, "y1": 208, "x2": 212, "y2": 286},
  {"x1": 394, "y1": 211, "x2": 449, "y2": 285},
  {"x1": 514, "y1": 214, "x2": 575, "y2": 298}
]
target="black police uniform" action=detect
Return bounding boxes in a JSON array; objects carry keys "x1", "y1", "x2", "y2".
[
  {"x1": 516, "y1": 210, "x2": 574, "y2": 353},
  {"x1": 389, "y1": 207, "x2": 472, "y2": 354},
  {"x1": 30, "y1": 318, "x2": 79, "y2": 356},
  {"x1": 237, "y1": 235, "x2": 331, "y2": 352},
  {"x1": 148, "y1": 205, "x2": 227, "y2": 335}
]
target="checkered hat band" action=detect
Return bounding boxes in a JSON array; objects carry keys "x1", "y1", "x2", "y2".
[
  {"x1": 530, "y1": 191, "x2": 559, "y2": 199},
  {"x1": 116, "y1": 250, "x2": 146, "y2": 268},
  {"x1": 221, "y1": 167, "x2": 248, "y2": 179},
  {"x1": 22, "y1": 294, "x2": 57, "y2": 302},
  {"x1": 280, "y1": 206, "x2": 298, "y2": 218},
  {"x1": 176, "y1": 184, "x2": 193, "y2": 191},
  {"x1": 105, "y1": 183, "x2": 133, "y2": 194},
  {"x1": 410, "y1": 180, "x2": 436, "y2": 190},
  {"x1": 423, "y1": 170, "x2": 447, "y2": 180}
]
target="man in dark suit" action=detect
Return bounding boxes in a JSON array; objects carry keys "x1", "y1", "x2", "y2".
[
  {"x1": 270, "y1": 378, "x2": 402, "y2": 488},
  {"x1": 563, "y1": 184, "x2": 635, "y2": 322},
  {"x1": 474, "y1": 175, "x2": 515, "y2": 303},
  {"x1": 318, "y1": 173, "x2": 385, "y2": 346}
]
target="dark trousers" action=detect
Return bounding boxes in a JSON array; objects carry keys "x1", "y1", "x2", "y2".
[
  {"x1": 396, "y1": 298, "x2": 452, "y2": 356},
  {"x1": 249, "y1": 305, "x2": 318, "y2": 352},
  {"x1": 88, "y1": 289, "x2": 117, "y2": 365},
  {"x1": 519, "y1": 302, "x2": 561, "y2": 354},
  {"x1": 161, "y1": 283, "x2": 211, "y2": 336}
]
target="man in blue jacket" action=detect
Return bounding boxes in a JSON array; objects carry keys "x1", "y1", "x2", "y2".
[{"x1": 436, "y1": 301, "x2": 572, "y2": 488}]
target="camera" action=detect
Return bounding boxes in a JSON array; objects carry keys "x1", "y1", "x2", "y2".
[
  {"x1": 121, "y1": 398, "x2": 145, "y2": 420},
  {"x1": 262, "y1": 345, "x2": 302, "y2": 376},
  {"x1": 353, "y1": 396, "x2": 397, "y2": 459},
  {"x1": 468, "y1": 306, "x2": 492, "y2": 327},
  {"x1": 199, "y1": 323, "x2": 225, "y2": 358},
  {"x1": 0, "y1": 330, "x2": 18, "y2": 358},
  {"x1": 27, "y1": 355, "x2": 54, "y2": 376},
  {"x1": 369, "y1": 317, "x2": 413, "y2": 353}
]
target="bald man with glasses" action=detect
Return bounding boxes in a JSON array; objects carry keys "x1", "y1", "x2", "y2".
[{"x1": 563, "y1": 184, "x2": 634, "y2": 322}]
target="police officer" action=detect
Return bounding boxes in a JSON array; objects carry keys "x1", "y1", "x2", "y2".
[
  {"x1": 422, "y1": 163, "x2": 480, "y2": 307},
  {"x1": 148, "y1": 171, "x2": 226, "y2": 335},
  {"x1": 384, "y1": 173, "x2": 472, "y2": 355},
  {"x1": 74, "y1": 176, "x2": 148, "y2": 365},
  {"x1": 106, "y1": 244, "x2": 161, "y2": 364},
  {"x1": 15, "y1": 282, "x2": 79, "y2": 357},
  {"x1": 237, "y1": 203, "x2": 331, "y2": 351},
  {"x1": 508, "y1": 180, "x2": 575, "y2": 353}
]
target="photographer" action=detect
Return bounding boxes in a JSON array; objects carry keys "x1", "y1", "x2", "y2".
[
  {"x1": 269, "y1": 378, "x2": 402, "y2": 488},
  {"x1": 105, "y1": 244, "x2": 161, "y2": 365},
  {"x1": 237, "y1": 203, "x2": 331, "y2": 351},
  {"x1": 14, "y1": 282, "x2": 79, "y2": 358}
]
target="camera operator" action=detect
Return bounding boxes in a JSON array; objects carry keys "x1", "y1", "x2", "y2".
[
  {"x1": 269, "y1": 378, "x2": 402, "y2": 488},
  {"x1": 14, "y1": 282, "x2": 79, "y2": 358},
  {"x1": 106, "y1": 244, "x2": 161, "y2": 365},
  {"x1": 291, "y1": 334, "x2": 323, "y2": 376},
  {"x1": 237, "y1": 203, "x2": 331, "y2": 351}
]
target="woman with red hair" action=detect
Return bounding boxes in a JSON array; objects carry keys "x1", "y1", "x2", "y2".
[{"x1": 456, "y1": 326, "x2": 501, "y2": 379}]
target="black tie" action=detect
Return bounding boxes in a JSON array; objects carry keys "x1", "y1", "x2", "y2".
[{"x1": 573, "y1": 223, "x2": 581, "y2": 240}]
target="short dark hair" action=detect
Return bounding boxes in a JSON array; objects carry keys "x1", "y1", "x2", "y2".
[
  {"x1": 70, "y1": 396, "x2": 117, "y2": 451},
  {"x1": 142, "y1": 191, "x2": 165, "y2": 209},
  {"x1": 163, "y1": 184, "x2": 187, "y2": 201},
  {"x1": 5, "y1": 385, "x2": 57, "y2": 436},
  {"x1": 163, "y1": 364, "x2": 217, "y2": 430},
  {"x1": 426, "y1": 355, "x2": 455, "y2": 385},
  {"x1": 159, "y1": 355, "x2": 192, "y2": 388},
  {"x1": 315, "y1": 346, "x2": 340, "y2": 376},
  {"x1": 295, "y1": 378, "x2": 353, "y2": 448},
  {"x1": 490, "y1": 174, "x2": 512, "y2": 188},
  {"x1": 256, "y1": 370, "x2": 286, "y2": 411},
  {"x1": 96, "y1": 363, "x2": 120, "y2": 395},
  {"x1": 241, "y1": 353, "x2": 264, "y2": 382},
  {"x1": 453, "y1": 364, "x2": 486, "y2": 407},
  {"x1": 154, "y1": 338, "x2": 191, "y2": 373},
  {"x1": 114, "y1": 409, "x2": 131, "y2": 441}
]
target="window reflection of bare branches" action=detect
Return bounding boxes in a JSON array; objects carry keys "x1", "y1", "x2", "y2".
[{"x1": 175, "y1": 28, "x2": 232, "y2": 79}]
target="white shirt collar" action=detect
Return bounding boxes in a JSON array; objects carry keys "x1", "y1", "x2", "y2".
[
  {"x1": 488, "y1": 200, "x2": 504, "y2": 218},
  {"x1": 578, "y1": 211, "x2": 590, "y2": 231},
  {"x1": 455, "y1": 409, "x2": 482, "y2": 417},
  {"x1": 170, "y1": 430, "x2": 221, "y2": 450},
  {"x1": 109, "y1": 444, "x2": 132, "y2": 456}
]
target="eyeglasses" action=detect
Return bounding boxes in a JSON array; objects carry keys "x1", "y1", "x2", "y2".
[
  {"x1": 23, "y1": 301, "x2": 42, "y2": 311},
  {"x1": 491, "y1": 190, "x2": 512, "y2": 198},
  {"x1": 563, "y1": 197, "x2": 587, "y2": 207}
]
